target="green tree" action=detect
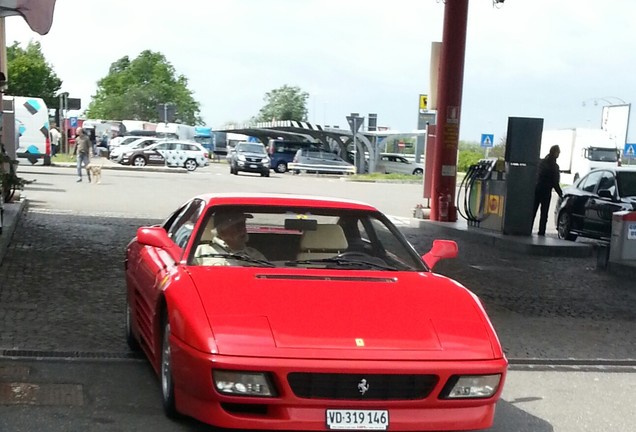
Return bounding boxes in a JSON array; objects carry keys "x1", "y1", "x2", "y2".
[
  {"x1": 255, "y1": 85, "x2": 309, "y2": 122},
  {"x1": 87, "y1": 50, "x2": 201, "y2": 124},
  {"x1": 457, "y1": 149, "x2": 484, "y2": 172},
  {"x1": 6, "y1": 41, "x2": 62, "y2": 109}
]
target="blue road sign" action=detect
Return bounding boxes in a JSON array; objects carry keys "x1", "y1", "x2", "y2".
[
  {"x1": 624, "y1": 143, "x2": 636, "y2": 159},
  {"x1": 481, "y1": 134, "x2": 494, "y2": 148},
  {"x1": 69, "y1": 117, "x2": 78, "y2": 128}
]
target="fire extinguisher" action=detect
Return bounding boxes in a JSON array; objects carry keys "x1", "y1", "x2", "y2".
[{"x1": 438, "y1": 192, "x2": 450, "y2": 222}]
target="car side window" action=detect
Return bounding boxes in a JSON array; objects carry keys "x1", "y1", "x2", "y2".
[
  {"x1": 579, "y1": 171, "x2": 603, "y2": 193},
  {"x1": 167, "y1": 199, "x2": 206, "y2": 248},
  {"x1": 598, "y1": 172, "x2": 616, "y2": 195}
]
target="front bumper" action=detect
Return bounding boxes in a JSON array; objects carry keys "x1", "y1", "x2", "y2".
[{"x1": 169, "y1": 335, "x2": 507, "y2": 431}]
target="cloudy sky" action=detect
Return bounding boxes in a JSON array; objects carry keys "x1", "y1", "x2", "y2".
[{"x1": 5, "y1": 0, "x2": 636, "y2": 144}]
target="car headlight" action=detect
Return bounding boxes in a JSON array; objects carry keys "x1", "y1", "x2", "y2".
[
  {"x1": 213, "y1": 370, "x2": 276, "y2": 397},
  {"x1": 263, "y1": 158, "x2": 270, "y2": 166},
  {"x1": 238, "y1": 154, "x2": 246, "y2": 161},
  {"x1": 440, "y1": 374, "x2": 501, "y2": 399}
]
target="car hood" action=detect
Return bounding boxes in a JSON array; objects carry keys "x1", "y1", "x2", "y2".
[
  {"x1": 186, "y1": 268, "x2": 498, "y2": 360},
  {"x1": 237, "y1": 151, "x2": 267, "y2": 157}
]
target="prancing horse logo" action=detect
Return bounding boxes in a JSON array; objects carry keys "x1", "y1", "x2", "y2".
[{"x1": 358, "y1": 379, "x2": 370, "y2": 395}]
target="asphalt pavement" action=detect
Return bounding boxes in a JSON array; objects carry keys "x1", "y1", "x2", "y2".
[{"x1": 0, "y1": 163, "x2": 635, "y2": 431}]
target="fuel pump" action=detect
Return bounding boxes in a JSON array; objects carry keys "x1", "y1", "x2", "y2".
[
  {"x1": 457, "y1": 158, "x2": 505, "y2": 230},
  {"x1": 457, "y1": 117, "x2": 544, "y2": 236}
]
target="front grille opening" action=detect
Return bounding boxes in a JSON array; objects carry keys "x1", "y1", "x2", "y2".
[
  {"x1": 221, "y1": 402, "x2": 269, "y2": 415},
  {"x1": 288, "y1": 373, "x2": 438, "y2": 400}
]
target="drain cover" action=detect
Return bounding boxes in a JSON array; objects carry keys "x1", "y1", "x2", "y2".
[{"x1": 0, "y1": 382, "x2": 84, "y2": 406}]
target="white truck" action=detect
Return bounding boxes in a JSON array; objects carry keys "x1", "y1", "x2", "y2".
[
  {"x1": 540, "y1": 128, "x2": 621, "y2": 184},
  {"x1": 156, "y1": 122, "x2": 195, "y2": 141}
]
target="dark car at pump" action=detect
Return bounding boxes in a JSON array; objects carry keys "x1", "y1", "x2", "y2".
[{"x1": 556, "y1": 167, "x2": 636, "y2": 241}]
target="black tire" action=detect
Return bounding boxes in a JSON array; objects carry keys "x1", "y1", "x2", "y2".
[
  {"x1": 262, "y1": 170, "x2": 270, "y2": 177},
  {"x1": 184, "y1": 159, "x2": 197, "y2": 171},
  {"x1": 133, "y1": 156, "x2": 147, "y2": 167},
  {"x1": 275, "y1": 162, "x2": 288, "y2": 173},
  {"x1": 557, "y1": 211, "x2": 578, "y2": 241},
  {"x1": 413, "y1": 168, "x2": 423, "y2": 176},
  {"x1": 161, "y1": 313, "x2": 178, "y2": 418},
  {"x1": 125, "y1": 301, "x2": 141, "y2": 352}
]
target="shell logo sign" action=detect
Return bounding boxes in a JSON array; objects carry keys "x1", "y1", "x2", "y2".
[{"x1": 487, "y1": 194, "x2": 504, "y2": 217}]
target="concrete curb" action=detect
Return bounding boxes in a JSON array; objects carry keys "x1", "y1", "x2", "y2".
[
  {"x1": 412, "y1": 217, "x2": 594, "y2": 258},
  {"x1": 0, "y1": 198, "x2": 27, "y2": 266},
  {"x1": 50, "y1": 162, "x2": 188, "y2": 174}
]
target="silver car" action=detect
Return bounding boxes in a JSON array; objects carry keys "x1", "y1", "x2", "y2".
[{"x1": 376, "y1": 153, "x2": 424, "y2": 175}]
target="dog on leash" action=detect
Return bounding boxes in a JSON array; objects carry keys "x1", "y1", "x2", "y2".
[{"x1": 86, "y1": 164, "x2": 103, "y2": 184}]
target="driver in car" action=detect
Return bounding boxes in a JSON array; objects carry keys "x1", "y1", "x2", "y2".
[{"x1": 195, "y1": 211, "x2": 267, "y2": 265}]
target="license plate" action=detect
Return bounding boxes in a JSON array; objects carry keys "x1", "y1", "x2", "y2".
[
  {"x1": 326, "y1": 409, "x2": 389, "y2": 430},
  {"x1": 249, "y1": 164, "x2": 257, "y2": 168}
]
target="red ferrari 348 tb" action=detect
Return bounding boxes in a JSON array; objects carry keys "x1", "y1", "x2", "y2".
[{"x1": 125, "y1": 193, "x2": 507, "y2": 431}]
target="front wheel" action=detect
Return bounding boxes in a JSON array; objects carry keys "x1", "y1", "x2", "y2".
[
  {"x1": 275, "y1": 162, "x2": 288, "y2": 173},
  {"x1": 161, "y1": 316, "x2": 178, "y2": 418},
  {"x1": 125, "y1": 302, "x2": 140, "y2": 352},
  {"x1": 184, "y1": 159, "x2": 197, "y2": 171},
  {"x1": 133, "y1": 156, "x2": 147, "y2": 167},
  {"x1": 413, "y1": 168, "x2": 423, "y2": 176},
  {"x1": 557, "y1": 211, "x2": 578, "y2": 241}
]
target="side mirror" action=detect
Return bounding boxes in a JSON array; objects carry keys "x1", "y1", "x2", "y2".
[
  {"x1": 597, "y1": 189, "x2": 614, "y2": 200},
  {"x1": 422, "y1": 240, "x2": 458, "y2": 270},
  {"x1": 137, "y1": 226, "x2": 180, "y2": 262}
]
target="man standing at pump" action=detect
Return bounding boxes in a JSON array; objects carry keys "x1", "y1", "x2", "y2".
[{"x1": 533, "y1": 144, "x2": 563, "y2": 236}]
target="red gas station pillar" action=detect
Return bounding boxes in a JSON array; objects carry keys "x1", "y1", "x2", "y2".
[{"x1": 429, "y1": 0, "x2": 469, "y2": 222}]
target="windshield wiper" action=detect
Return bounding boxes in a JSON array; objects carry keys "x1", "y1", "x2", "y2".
[
  {"x1": 286, "y1": 257, "x2": 399, "y2": 271},
  {"x1": 197, "y1": 253, "x2": 275, "y2": 267}
]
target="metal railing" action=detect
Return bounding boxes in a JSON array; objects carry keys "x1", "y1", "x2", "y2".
[{"x1": 288, "y1": 162, "x2": 356, "y2": 175}]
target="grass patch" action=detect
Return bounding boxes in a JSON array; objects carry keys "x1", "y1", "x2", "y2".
[
  {"x1": 351, "y1": 172, "x2": 468, "y2": 182},
  {"x1": 350, "y1": 173, "x2": 423, "y2": 182},
  {"x1": 52, "y1": 153, "x2": 75, "y2": 163}
]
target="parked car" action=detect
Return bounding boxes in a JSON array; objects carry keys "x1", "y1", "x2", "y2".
[
  {"x1": 267, "y1": 139, "x2": 320, "y2": 173},
  {"x1": 119, "y1": 140, "x2": 209, "y2": 171},
  {"x1": 109, "y1": 137, "x2": 160, "y2": 162},
  {"x1": 108, "y1": 135, "x2": 150, "y2": 151},
  {"x1": 125, "y1": 193, "x2": 508, "y2": 431},
  {"x1": 292, "y1": 149, "x2": 356, "y2": 175},
  {"x1": 377, "y1": 153, "x2": 424, "y2": 175},
  {"x1": 556, "y1": 167, "x2": 636, "y2": 241},
  {"x1": 229, "y1": 141, "x2": 270, "y2": 176}
]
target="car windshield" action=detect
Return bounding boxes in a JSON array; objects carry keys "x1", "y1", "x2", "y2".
[
  {"x1": 238, "y1": 144, "x2": 266, "y2": 154},
  {"x1": 587, "y1": 148, "x2": 619, "y2": 162},
  {"x1": 189, "y1": 205, "x2": 427, "y2": 271},
  {"x1": 617, "y1": 171, "x2": 636, "y2": 197}
]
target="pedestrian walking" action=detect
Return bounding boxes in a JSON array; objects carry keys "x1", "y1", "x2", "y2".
[
  {"x1": 73, "y1": 127, "x2": 92, "y2": 183},
  {"x1": 533, "y1": 144, "x2": 563, "y2": 236},
  {"x1": 49, "y1": 126, "x2": 61, "y2": 157}
]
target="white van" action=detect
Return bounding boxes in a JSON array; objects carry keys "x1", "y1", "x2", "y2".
[
  {"x1": 7, "y1": 96, "x2": 51, "y2": 165},
  {"x1": 156, "y1": 122, "x2": 195, "y2": 141}
]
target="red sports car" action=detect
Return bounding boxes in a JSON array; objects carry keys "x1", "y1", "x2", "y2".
[{"x1": 125, "y1": 193, "x2": 507, "y2": 431}]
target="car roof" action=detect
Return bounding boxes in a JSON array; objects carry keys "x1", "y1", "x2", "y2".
[
  {"x1": 585, "y1": 166, "x2": 636, "y2": 174},
  {"x1": 187, "y1": 193, "x2": 378, "y2": 212}
]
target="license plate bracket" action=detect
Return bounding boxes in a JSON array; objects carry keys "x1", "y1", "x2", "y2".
[{"x1": 326, "y1": 409, "x2": 389, "y2": 430}]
